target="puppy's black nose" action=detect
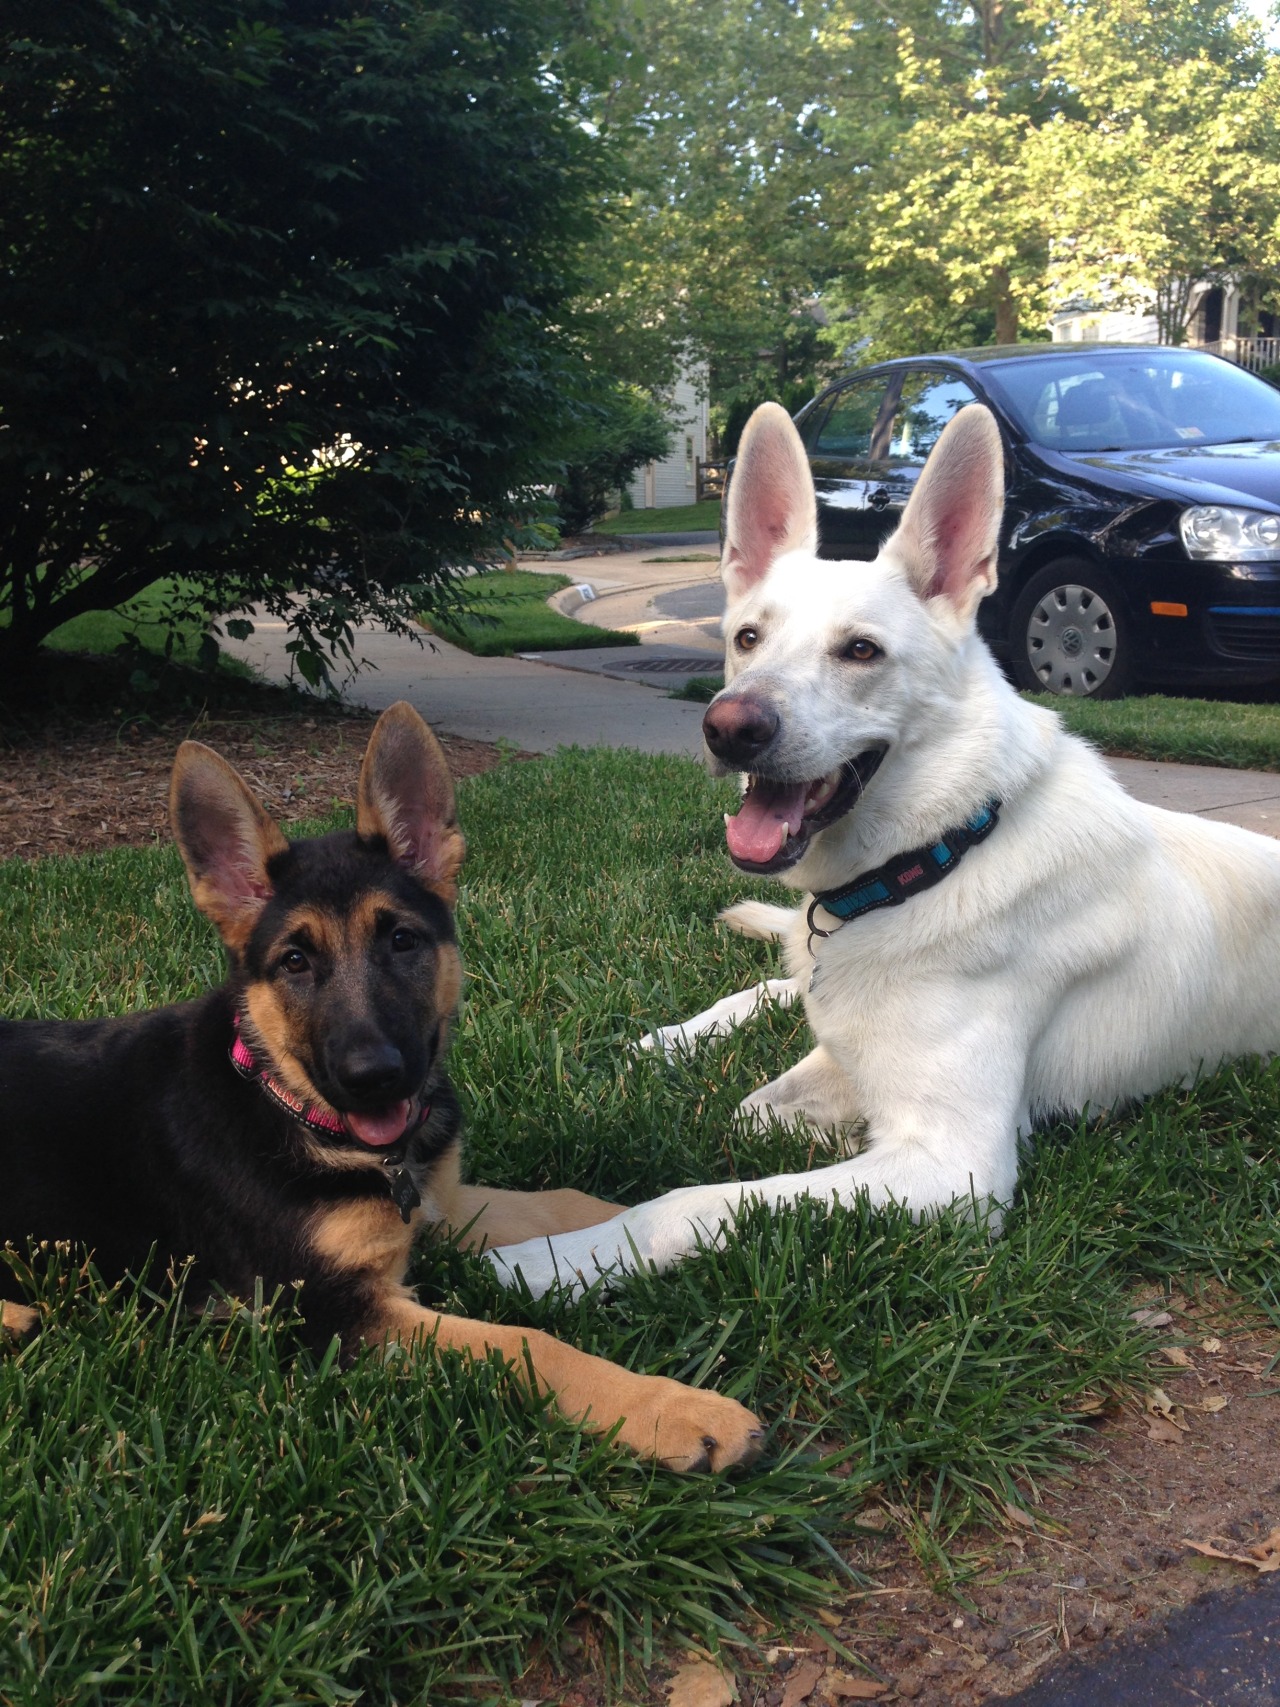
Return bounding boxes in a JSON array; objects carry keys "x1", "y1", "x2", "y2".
[
  {"x1": 702, "y1": 695, "x2": 780, "y2": 766},
  {"x1": 334, "y1": 1042, "x2": 404, "y2": 1100}
]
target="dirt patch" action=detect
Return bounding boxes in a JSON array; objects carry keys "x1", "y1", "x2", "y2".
[
  {"x1": 812, "y1": 1301, "x2": 1280, "y2": 1704},
  {"x1": 522, "y1": 1296, "x2": 1280, "y2": 1706},
  {"x1": 0, "y1": 706, "x2": 527, "y2": 863}
]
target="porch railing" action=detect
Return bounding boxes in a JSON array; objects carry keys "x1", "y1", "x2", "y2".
[{"x1": 1203, "y1": 335, "x2": 1280, "y2": 373}]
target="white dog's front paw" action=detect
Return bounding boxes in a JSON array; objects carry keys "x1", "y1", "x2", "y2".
[
  {"x1": 488, "y1": 1189, "x2": 743, "y2": 1300},
  {"x1": 635, "y1": 979, "x2": 799, "y2": 1060},
  {"x1": 486, "y1": 1224, "x2": 629, "y2": 1301}
]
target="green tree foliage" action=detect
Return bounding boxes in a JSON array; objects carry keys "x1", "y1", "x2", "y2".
[
  {"x1": 1033, "y1": 0, "x2": 1280, "y2": 343},
  {"x1": 821, "y1": 0, "x2": 1063, "y2": 355},
  {"x1": 579, "y1": 0, "x2": 837, "y2": 419},
  {"x1": 0, "y1": 0, "x2": 603, "y2": 678},
  {"x1": 587, "y1": 0, "x2": 1280, "y2": 386}
]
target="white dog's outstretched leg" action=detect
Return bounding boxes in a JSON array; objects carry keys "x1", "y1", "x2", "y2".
[
  {"x1": 486, "y1": 1142, "x2": 1008, "y2": 1302},
  {"x1": 637, "y1": 977, "x2": 798, "y2": 1061},
  {"x1": 489, "y1": 1027, "x2": 1026, "y2": 1300}
]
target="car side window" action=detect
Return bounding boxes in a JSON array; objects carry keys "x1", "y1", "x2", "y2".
[
  {"x1": 887, "y1": 370, "x2": 979, "y2": 465},
  {"x1": 812, "y1": 377, "x2": 896, "y2": 460}
]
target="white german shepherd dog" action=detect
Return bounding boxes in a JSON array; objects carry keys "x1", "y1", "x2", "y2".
[{"x1": 490, "y1": 401, "x2": 1280, "y2": 1299}]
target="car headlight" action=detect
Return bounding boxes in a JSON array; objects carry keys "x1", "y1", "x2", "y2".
[{"x1": 1179, "y1": 505, "x2": 1280, "y2": 561}]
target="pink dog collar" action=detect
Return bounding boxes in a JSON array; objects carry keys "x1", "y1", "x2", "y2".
[
  {"x1": 230, "y1": 1015, "x2": 349, "y2": 1138},
  {"x1": 229, "y1": 1015, "x2": 429, "y2": 1223}
]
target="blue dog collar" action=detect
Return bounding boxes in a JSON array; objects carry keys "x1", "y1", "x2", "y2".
[{"x1": 806, "y1": 799, "x2": 1001, "y2": 945}]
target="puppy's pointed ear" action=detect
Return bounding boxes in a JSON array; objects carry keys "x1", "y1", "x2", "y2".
[
  {"x1": 170, "y1": 744, "x2": 289, "y2": 950},
  {"x1": 357, "y1": 702, "x2": 465, "y2": 903},
  {"x1": 885, "y1": 405, "x2": 1004, "y2": 625},
  {"x1": 721, "y1": 402, "x2": 818, "y2": 602}
]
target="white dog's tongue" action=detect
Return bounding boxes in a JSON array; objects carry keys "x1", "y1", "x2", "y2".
[
  {"x1": 345, "y1": 1101, "x2": 412, "y2": 1147},
  {"x1": 725, "y1": 779, "x2": 808, "y2": 864}
]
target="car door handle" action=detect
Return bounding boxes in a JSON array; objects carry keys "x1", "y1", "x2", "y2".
[{"x1": 868, "y1": 487, "x2": 892, "y2": 510}]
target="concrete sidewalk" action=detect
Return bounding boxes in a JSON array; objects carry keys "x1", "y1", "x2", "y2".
[{"x1": 220, "y1": 590, "x2": 1280, "y2": 839}]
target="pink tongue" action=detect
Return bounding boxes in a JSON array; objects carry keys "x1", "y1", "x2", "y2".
[
  {"x1": 725, "y1": 780, "x2": 808, "y2": 864},
  {"x1": 345, "y1": 1101, "x2": 412, "y2": 1147}
]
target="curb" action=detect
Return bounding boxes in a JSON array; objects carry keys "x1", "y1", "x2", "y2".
[{"x1": 546, "y1": 582, "x2": 599, "y2": 618}]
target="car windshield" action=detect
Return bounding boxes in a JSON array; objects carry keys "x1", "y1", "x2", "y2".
[{"x1": 982, "y1": 350, "x2": 1280, "y2": 453}]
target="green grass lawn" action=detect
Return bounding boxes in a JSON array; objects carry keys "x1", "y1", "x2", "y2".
[
  {"x1": 592, "y1": 499, "x2": 722, "y2": 535},
  {"x1": 1027, "y1": 692, "x2": 1280, "y2": 772},
  {"x1": 3, "y1": 749, "x2": 1278, "y2": 1700},
  {"x1": 423, "y1": 569, "x2": 637, "y2": 656},
  {"x1": 40, "y1": 580, "x2": 205, "y2": 664}
]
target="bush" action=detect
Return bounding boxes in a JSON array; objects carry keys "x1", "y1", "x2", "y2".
[
  {"x1": 0, "y1": 0, "x2": 605, "y2": 682},
  {"x1": 554, "y1": 386, "x2": 673, "y2": 535}
]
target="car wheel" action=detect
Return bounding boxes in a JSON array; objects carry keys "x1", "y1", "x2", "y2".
[{"x1": 1009, "y1": 561, "x2": 1134, "y2": 698}]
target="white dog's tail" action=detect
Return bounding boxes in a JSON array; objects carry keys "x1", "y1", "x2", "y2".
[{"x1": 719, "y1": 901, "x2": 795, "y2": 942}]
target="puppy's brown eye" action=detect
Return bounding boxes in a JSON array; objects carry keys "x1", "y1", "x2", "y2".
[
  {"x1": 390, "y1": 927, "x2": 418, "y2": 953},
  {"x1": 281, "y1": 948, "x2": 309, "y2": 976},
  {"x1": 735, "y1": 626, "x2": 760, "y2": 651},
  {"x1": 842, "y1": 637, "x2": 881, "y2": 663}
]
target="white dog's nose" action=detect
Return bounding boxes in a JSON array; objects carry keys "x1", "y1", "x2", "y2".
[{"x1": 702, "y1": 694, "x2": 779, "y2": 766}]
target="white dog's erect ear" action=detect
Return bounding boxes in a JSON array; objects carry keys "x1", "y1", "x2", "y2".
[
  {"x1": 886, "y1": 405, "x2": 1004, "y2": 623},
  {"x1": 721, "y1": 402, "x2": 818, "y2": 601}
]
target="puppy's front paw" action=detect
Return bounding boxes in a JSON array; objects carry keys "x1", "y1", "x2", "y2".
[{"x1": 617, "y1": 1376, "x2": 765, "y2": 1473}]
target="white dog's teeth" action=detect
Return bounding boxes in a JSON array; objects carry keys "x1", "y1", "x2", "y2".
[
  {"x1": 724, "y1": 812, "x2": 731, "y2": 827},
  {"x1": 804, "y1": 769, "x2": 842, "y2": 812}
]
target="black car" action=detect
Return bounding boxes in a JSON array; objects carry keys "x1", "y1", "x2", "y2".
[{"x1": 787, "y1": 344, "x2": 1280, "y2": 697}]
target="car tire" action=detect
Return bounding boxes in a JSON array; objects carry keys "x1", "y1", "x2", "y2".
[{"x1": 1009, "y1": 560, "x2": 1134, "y2": 698}]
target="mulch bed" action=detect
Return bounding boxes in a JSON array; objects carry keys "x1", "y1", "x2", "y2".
[{"x1": 0, "y1": 705, "x2": 523, "y2": 863}]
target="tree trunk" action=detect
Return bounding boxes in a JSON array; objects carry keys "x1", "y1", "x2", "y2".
[{"x1": 993, "y1": 267, "x2": 1018, "y2": 344}]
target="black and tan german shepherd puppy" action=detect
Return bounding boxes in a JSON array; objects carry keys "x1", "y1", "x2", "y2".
[{"x1": 0, "y1": 702, "x2": 762, "y2": 1472}]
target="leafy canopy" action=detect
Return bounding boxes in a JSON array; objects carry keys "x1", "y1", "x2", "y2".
[{"x1": 581, "y1": 0, "x2": 1280, "y2": 394}]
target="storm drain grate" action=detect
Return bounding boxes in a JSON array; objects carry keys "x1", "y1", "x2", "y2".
[{"x1": 610, "y1": 656, "x2": 720, "y2": 674}]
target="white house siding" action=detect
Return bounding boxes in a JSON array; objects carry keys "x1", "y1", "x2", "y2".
[
  {"x1": 1049, "y1": 282, "x2": 1240, "y2": 348},
  {"x1": 626, "y1": 367, "x2": 710, "y2": 509},
  {"x1": 1050, "y1": 303, "x2": 1158, "y2": 343}
]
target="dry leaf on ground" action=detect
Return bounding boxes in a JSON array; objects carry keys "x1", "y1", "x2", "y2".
[
  {"x1": 1200, "y1": 1394, "x2": 1230, "y2": 1413},
  {"x1": 826, "y1": 1675, "x2": 889, "y2": 1699},
  {"x1": 780, "y1": 1658, "x2": 826, "y2": 1707},
  {"x1": 1003, "y1": 1501, "x2": 1039, "y2": 1531},
  {"x1": 1182, "y1": 1527, "x2": 1280, "y2": 1574},
  {"x1": 1131, "y1": 1307, "x2": 1173, "y2": 1327},
  {"x1": 668, "y1": 1661, "x2": 735, "y2": 1707},
  {"x1": 1159, "y1": 1347, "x2": 1195, "y2": 1368},
  {"x1": 1147, "y1": 1414, "x2": 1185, "y2": 1445},
  {"x1": 1146, "y1": 1388, "x2": 1189, "y2": 1432}
]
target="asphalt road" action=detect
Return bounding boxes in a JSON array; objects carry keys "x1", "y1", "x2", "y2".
[{"x1": 1005, "y1": 1570, "x2": 1280, "y2": 1705}]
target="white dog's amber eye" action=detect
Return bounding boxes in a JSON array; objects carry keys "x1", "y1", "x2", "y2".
[
  {"x1": 735, "y1": 626, "x2": 760, "y2": 651},
  {"x1": 841, "y1": 637, "x2": 881, "y2": 663}
]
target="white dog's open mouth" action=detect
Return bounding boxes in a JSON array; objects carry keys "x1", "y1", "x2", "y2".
[{"x1": 723, "y1": 749, "x2": 885, "y2": 874}]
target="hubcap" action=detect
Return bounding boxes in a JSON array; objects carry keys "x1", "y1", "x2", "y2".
[{"x1": 1026, "y1": 583, "x2": 1118, "y2": 695}]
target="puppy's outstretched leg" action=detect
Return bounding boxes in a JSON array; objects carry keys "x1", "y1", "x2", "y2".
[{"x1": 375, "y1": 1298, "x2": 764, "y2": 1473}]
